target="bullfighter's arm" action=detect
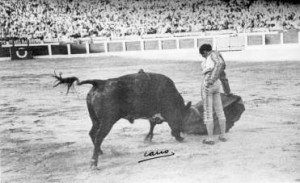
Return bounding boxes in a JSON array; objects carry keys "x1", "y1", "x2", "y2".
[{"x1": 207, "y1": 51, "x2": 225, "y2": 85}]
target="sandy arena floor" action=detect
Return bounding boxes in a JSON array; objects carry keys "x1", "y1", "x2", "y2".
[{"x1": 0, "y1": 56, "x2": 300, "y2": 183}]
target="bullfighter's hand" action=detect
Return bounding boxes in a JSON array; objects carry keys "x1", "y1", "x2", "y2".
[
  {"x1": 204, "y1": 83, "x2": 211, "y2": 92},
  {"x1": 224, "y1": 92, "x2": 233, "y2": 96},
  {"x1": 205, "y1": 79, "x2": 213, "y2": 87},
  {"x1": 204, "y1": 86, "x2": 210, "y2": 93}
]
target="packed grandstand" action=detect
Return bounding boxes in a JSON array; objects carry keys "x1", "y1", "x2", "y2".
[{"x1": 0, "y1": 0, "x2": 300, "y2": 42}]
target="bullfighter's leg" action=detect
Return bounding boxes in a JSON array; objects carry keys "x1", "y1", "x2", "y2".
[
  {"x1": 213, "y1": 91, "x2": 227, "y2": 142},
  {"x1": 91, "y1": 120, "x2": 115, "y2": 167},
  {"x1": 202, "y1": 82, "x2": 215, "y2": 145}
]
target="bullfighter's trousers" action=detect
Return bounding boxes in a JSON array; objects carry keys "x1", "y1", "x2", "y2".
[{"x1": 201, "y1": 79, "x2": 226, "y2": 138}]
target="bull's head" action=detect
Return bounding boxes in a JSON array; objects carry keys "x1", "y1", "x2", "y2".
[
  {"x1": 182, "y1": 102, "x2": 206, "y2": 134},
  {"x1": 178, "y1": 101, "x2": 192, "y2": 133}
]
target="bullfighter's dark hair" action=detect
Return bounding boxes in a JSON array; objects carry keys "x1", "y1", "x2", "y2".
[{"x1": 199, "y1": 44, "x2": 212, "y2": 54}]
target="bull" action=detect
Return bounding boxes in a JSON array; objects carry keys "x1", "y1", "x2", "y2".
[
  {"x1": 53, "y1": 69, "x2": 245, "y2": 168},
  {"x1": 53, "y1": 69, "x2": 192, "y2": 167}
]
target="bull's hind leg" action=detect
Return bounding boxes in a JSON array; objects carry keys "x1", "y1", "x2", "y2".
[
  {"x1": 87, "y1": 103, "x2": 99, "y2": 146},
  {"x1": 91, "y1": 119, "x2": 116, "y2": 167}
]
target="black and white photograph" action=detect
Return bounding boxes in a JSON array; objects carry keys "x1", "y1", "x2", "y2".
[{"x1": 0, "y1": 0, "x2": 299, "y2": 182}]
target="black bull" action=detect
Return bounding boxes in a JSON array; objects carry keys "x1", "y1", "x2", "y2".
[{"x1": 53, "y1": 70, "x2": 245, "y2": 167}]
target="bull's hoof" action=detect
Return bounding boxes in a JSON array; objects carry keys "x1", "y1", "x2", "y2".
[
  {"x1": 202, "y1": 139, "x2": 215, "y2": 145},
  {"x1": 175, "y1": 136, "x2": 184, "y2": 142},
  {"x1": 171, "y1": 131, "x2": 184, "y2": 142},
  {"x1": 90, "y1": 165, "x2": 99, "y2": 171},
  {"x1": 90, "y1": 159, "x2": 98, "y2": 169},
  {"x1": 144, "y1": 134, "x2": 153, "y2": 142}
]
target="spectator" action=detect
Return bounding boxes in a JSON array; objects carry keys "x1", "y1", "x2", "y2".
[{"x1": 0, "y1": 0, "x2": 299, "y2": 40}]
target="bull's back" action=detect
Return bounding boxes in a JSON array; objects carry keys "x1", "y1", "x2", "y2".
[
  {"x1": 86, "y1": 72, "x2": 185, "y2": 118},
  {"x1": 121, "y1": 72, "x2": 182, "y2": 100}
]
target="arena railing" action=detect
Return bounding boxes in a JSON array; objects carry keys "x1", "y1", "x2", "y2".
[{"x1": 0, "y1": 30, "x2": 299, "y2": 59}]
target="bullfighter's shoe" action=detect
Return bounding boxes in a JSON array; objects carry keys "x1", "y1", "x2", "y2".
[
  {"x1": 218, "y1": 136, "x2": 227, "y2": 142},
  {"x1": 202, "y1": 139, "x2": 215, "y2": 145}
]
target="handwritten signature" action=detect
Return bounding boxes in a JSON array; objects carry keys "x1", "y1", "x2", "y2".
[{"x1": 138, "y1": 149, "x2": 175, "y2": 163}]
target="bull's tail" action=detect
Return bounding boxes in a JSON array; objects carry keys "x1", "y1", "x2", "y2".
[{"x1": 52, "y1": 71, "x2": 105, "y2": 94}]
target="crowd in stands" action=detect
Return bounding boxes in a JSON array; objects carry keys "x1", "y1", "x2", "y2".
[{"x1": 0, "y1": 0, "x2": 299, "y2": 41}]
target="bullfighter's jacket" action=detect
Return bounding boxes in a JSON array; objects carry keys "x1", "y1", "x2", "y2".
[{"x1": 201, "y1": 50, "x2": 231, "y2": 94}]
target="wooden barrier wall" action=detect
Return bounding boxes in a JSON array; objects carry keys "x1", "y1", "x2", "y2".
[{"x1": 1, "y1": 30, "x2": 299, "y2": 58}]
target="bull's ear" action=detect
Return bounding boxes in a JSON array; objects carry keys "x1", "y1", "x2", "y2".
[{"x1": 185, "y1": 101, "x2": 192, "y2": 110}]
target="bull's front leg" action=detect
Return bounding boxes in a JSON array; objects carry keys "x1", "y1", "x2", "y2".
[
  {"x1": 145, "y1": 113, "x2": 164, "y2": 142},
  {"x1": 145, "y1": 121, "x2": 156, "y2": 142}
]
